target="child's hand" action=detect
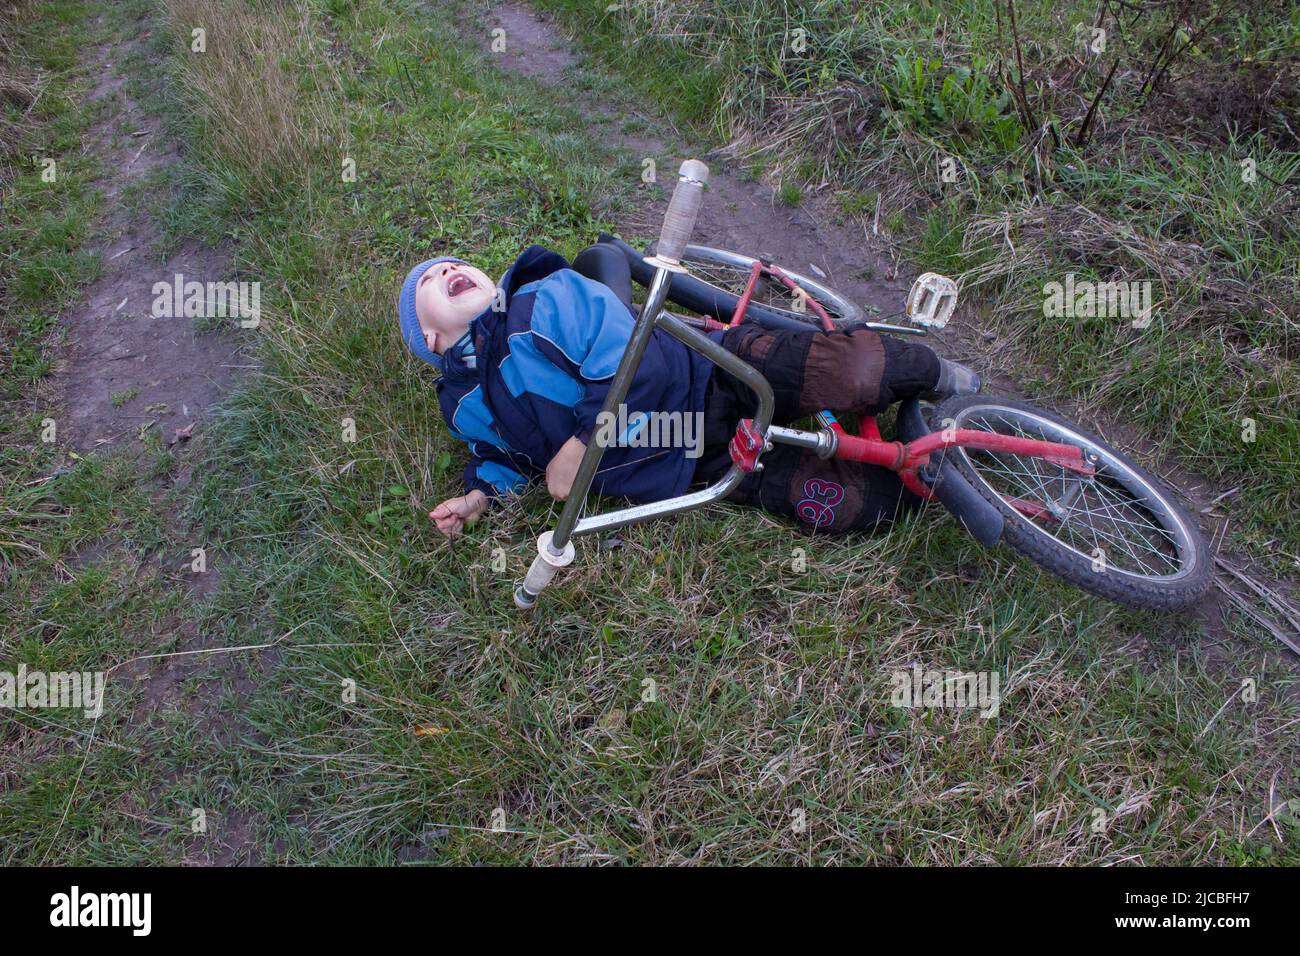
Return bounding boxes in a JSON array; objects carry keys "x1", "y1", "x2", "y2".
[
  {"x1": 546, "y1": 436, "x2": 587, "y2": 501},
  {"x1": 429, "y1": 490, "x2": 489, "y2": 538}
]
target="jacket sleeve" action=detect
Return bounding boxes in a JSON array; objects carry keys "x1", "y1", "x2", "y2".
[
  {"x1": 464, "y1": 445, "x2": 529, "y2": 500},
  {"x1": 526, "y1": 270, "x2": 641, "y2": 445}
]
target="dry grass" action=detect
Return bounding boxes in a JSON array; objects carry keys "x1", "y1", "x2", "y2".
[
  {"x1": 0, "y1": 2, "x2": 47, "y2": 178},
  {"x1": 157, "y1": 0, "x2": 341, "y2": 202},
  {"x1": 960, "y1": 200, "x2": 1298, "y2": 341},
  {"x1": 532, "y1": 0, "x2": 1300, "y2": 553}
]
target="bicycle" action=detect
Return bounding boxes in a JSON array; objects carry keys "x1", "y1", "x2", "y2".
[{"x1": 513, "y1": 161, "x2": 1212, "y2": 612}]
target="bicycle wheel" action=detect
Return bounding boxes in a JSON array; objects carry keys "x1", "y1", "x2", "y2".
[
  {"x1": 928, "y1": 395, "x2": 1211, "y2": 610},
  {"x1": 645, "y1": 242, "x2": 864, "y2": 328}
]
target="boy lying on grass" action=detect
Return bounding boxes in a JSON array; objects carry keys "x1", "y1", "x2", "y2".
[{"x1": 397, "y1": 243, "x2": 979, "y2": 538}]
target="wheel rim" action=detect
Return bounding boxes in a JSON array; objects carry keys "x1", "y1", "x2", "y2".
[
  {"x1": 657, "y1": 244, "x2": 862, "y2": 325},
  {"x1": 943, "y1": 403, "x2": 1200, "y2": 583}
]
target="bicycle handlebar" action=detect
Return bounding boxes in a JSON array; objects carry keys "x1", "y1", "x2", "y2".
[
  {"x1": 515, "y1": 159, "x2": 712, "y2": 611},
  {"x1": 655, "y1": 159, "x2": 710, "y2": 266}
]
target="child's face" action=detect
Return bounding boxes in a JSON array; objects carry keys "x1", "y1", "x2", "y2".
[{"x1": 414, "y1": 261, "x2": 496, "y2": 353}]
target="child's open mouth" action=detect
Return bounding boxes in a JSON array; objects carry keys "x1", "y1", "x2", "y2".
[{"x1": 446, "y1": 273, "x2": 476, "y2": 297}]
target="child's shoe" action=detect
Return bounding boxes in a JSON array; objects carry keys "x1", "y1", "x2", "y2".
[{"x1": 922, "y1": 359, "x2": 981, "y2": 401}]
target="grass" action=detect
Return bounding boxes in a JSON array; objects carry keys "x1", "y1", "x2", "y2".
[
  {"x1": 1, "y1": 0, "x2": 1297, "y2": 864},
  {"x1": 1, "y1": 0, "x2": 111, "y2": 582},
  {"x1": 0, "y1": 0, "x2": 105, "y2": 403},
  {"x1": 110, "y1": 386, "x2": 139, "y2": 408},
  {"x1": 527, "y1": 0, "x2": 1300, "y2": 559},
  {"x1": 0, "y1": 0, "x2": 247, "y2": 864}
]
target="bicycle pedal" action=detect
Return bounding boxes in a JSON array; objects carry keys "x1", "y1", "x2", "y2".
[{"x1": 906, "y1": 272, "x2": 958, "y2": 329}]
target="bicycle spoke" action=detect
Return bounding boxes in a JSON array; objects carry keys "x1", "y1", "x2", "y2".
[
  {"x1": 1087, "y1": 479, "x2": 1178, "y2": 571},
  {"x1": 1070, "y1": 481, "x2": 1177, "y2": 575},
  {"x1": 687, "y1": 257, "x2": 846, "y2": 321},
  {"x1": 958, "y1": 411, "x2": 1187, "y2": 579}
]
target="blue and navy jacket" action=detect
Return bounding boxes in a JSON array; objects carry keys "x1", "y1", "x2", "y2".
[{"x1": 431, "y1": 245, "x2": 716, "y2": 503}]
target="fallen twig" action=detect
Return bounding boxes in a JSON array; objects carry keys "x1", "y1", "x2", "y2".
[
  {"x1": 1213, "y1": 556, "x2": 1300, "y2": 655},
  {"x1": 1075, "y1": 57, "x2": 1120, "y2": 148},
  {"x1": 1215, "y1": 556, "x2": 1300, "y2": 633}
]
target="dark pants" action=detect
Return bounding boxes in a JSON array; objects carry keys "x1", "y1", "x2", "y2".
[
  {"x1": 693, "y1": 325, "x2": 939, "y2": 534},
  {"x1": 571, "y1": 243, "x2": 940, "y2": 535}
]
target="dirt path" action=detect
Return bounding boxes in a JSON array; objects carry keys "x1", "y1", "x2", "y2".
[
  {"x1": 45, "y1": 15, "x2": 265, "y2": 863},
  {"x1": 481, "y1": 1, "x2": 1300, "y2": 661},
  {"x1": 50, "y1": 31, "x2": 243, "y2": 453},
  {"x1": 487, "y1": 3, "x2": 911, "y2": 322}
]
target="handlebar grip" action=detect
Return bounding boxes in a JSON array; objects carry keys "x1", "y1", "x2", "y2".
[
  {"x1": 656, "y1": 159, "x2": 710, "y2": 265},
  {"x1": 522, "y1": 550, "x2": 559, "y2": 594},
  {"x1": 512, "y1": 531, "x2": 575, "y2": 611}
]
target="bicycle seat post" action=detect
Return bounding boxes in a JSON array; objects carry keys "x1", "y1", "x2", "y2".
[{"x1": 514, "y1": 160, "x2": 711, "y2": 610}]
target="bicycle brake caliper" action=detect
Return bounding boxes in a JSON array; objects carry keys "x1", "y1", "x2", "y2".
[{"x1": 729, "y1": 419, "x2": 767, "y2": 472}]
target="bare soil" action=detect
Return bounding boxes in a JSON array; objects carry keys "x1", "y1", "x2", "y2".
[{"x1": 49, "y1": 30, "x2": 243, "y2": 453}]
